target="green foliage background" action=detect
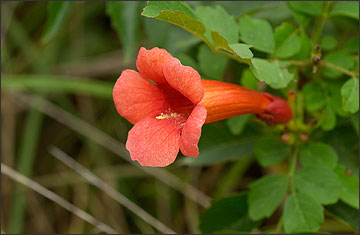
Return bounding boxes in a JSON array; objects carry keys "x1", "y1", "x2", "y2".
[{"x1": 1, "y1": 1, "x2": 359, "y2": 234}]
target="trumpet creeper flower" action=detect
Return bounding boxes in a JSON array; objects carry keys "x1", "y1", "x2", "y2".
[{"x1": 113, "y1": 47, "x2": 292, "y2": 167}]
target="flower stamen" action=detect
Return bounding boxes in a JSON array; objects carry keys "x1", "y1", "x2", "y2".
[
  {"x1": 155, "y1": 112, "x2": 183, "y2": 120},
  {"x1": 155, "y1": 113, "x2": 170, "y2": 120}
]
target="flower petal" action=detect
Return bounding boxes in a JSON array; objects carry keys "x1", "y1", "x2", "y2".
[
  {"x1": 180, "y1": 105, "x2": 207, "y2": 157},
  {"x1": 136, "y1": 47, "x2": 173, "y2": 84},
  {"x1": 126, "y1": 117, "x2": 181, "y2": 167},
  {"x1": 113, "y1": 69, "x2": 167, "y2": 124},
  {"x1": 163, "y1": 58, "x2": 204, "y2": 104}
]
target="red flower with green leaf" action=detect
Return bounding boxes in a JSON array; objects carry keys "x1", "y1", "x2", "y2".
[{"x1": 113, "y1": 47, "x2": 292, "y2": 167}]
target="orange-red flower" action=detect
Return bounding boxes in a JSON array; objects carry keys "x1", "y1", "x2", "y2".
[{"x1": 113, "y1": 47, "x2": 292, "y2": 167}]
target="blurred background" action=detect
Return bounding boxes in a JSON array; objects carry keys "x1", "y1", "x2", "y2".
[{"x1": 1, "y1": 1, "x2": 359, "y2": 234}]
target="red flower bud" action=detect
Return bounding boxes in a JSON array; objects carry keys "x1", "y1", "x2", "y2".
[{"x1": 255, "y1": 93, "x2": 293, "y2": 125}]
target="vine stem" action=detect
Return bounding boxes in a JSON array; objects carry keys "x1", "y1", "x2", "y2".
[
  {"x1": 269, "y1": 143, "x2": 300, "y2": 234},
  {"x1": 312, "y1": 1, "x2": 332, "y2": 45},
  {"x1": 283, "y1": 59, "x2": 358, "y2": 78},
  {"x1": 320, "y1": 61, "x2": 359, "y2": 78},
  {"x1": 286, "y1": 60, "x2": 311, "y2": 67},
  {"x1": 270, "y1": 144, "x2": 300, "y2": 234},
  {"x1": 288, "y1": 144, "x2": 300, "y2": 195},
  {"x1": 273, "y1": 217, "x2": 283, "y2": 234}
]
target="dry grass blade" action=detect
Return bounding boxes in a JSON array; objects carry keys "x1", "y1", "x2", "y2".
[
  {"x1": 49, "y1": 146, "x2": 176, "y2": 234},
  {"x1": 12, "y1": 92, "x2": 211, "y2": 207},
  {"x1": 33, "y1": 164, "x2": 145, "y2": 188},
  {"x1": 1, "y1": 163, "x2": 118, "y2": 234},
  {"x1": 52, "y1": 50, "x2": 129, "y2": 77}
]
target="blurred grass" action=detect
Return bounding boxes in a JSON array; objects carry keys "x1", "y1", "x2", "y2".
[
  {"x1": 42, "y1": 2, "x2": 74, "y2": 44},
  {"x1": 3, "y1": 3, "x2": 48, "y2": 233},
  {"x1": 9, "y1": 109, "x2": 43, "y2": 233},
  {"x1": 213, "y1": 156, "x2": 254, "y2": 199},
  {"x1": 2, "y1": 75, "x2": 113, "y2": 98}
]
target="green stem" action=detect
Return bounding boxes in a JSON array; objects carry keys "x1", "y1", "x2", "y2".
[
  {"x1": 312, "y1": 1, "x2": 332, "y2": 45},
  {"x1": 280, "y1": 59, "x2": 358, "y2": 78},
  {"x1": 295, "y1": 92, "x2": 304, "y2": 126},
  {"x1": 288, "y1": 144, "x2": 299, "y2": 195},
  {"x1": 320, "y1": 61, "x2": 359, "y2": 78},
  {"x1": 273, "y1": 217, "x2": 283, "y2": 234},
  {"x1": 286, "y1": 60, "x2": 311, "y2": 67},
  {"x1": 279, "y1": 59, "x2": 358, "y2": 79}
]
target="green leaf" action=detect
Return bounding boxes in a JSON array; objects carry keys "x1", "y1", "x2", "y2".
[
  {"x1": 248, "y1": 174, "x2": 288, "y2": 220},
  {"x1": 274, "y1": 22, "x2": 301, "y2": 59},
  {"x1": 325, "y1": 201, "x2": 359, "y2": 232},
  {"x1": 288, "y1": 1, "x2": 324, "y2": 16},
  {"x1": 2, "y1": 75, "x2": 113, "y2": 98},
  {"x1": 171, "y1": 33, "x2": 202, "y2": 53},
  {"x1": 293, "y1": 31, "x2": 312, "y2": 60},
  {"x1": 182, "y1": 139, "x2": 255, "y2": 166},
  {"x1": 229, "y1": 43, "x2": 253, "y2": 59},
  {"x1": 320, "y1": 36, "x2": 337, "y2": 51},
  {"x1": 195, "y1": 5, "x2": 238, "y2": 45},
  {"x1": 176, "y1": 53, "x2": 200, "y2": 71},
  {"x1": 294, "y1": 167, "x2": 341, "y2": 204},
  {"x1": 352, "y1": 113, "x2": 359, "y2": 135},
  {"x1": 319, "y1": 103, "x2": 337, "y2": 131},
  {"x1": 334, "y1": 165, "x2": 359, "y2": 209},
  {"x1": 299, "y1": 142, "x2": 338, "y2": 169},
  {"x1": 209, "y1": 32, "x2": 253, "y2": 62},
  {"x1": 217, "y1": 215, "x2": 260, "y2": 234},
  {"x1": 323, "y1": 51, "x2": 354, "y2": 79},
  {"x1": 238, "y1": 15, "x2": 274, "y2": 53},
  {"x1": 197, "y1": 123, "x2": 238, "y2": 148},
  {"x1": 302, "y1": 82, "x2": 326, "y2": 111},
  {"x1": 283, "y1": 193, "x2": 324, "y2": 233},
  {"x1": 142, "y1": 1, "x2": 206, "y2": 39},
  {"x1": 42, "y1": 2, "x2": 74, "y2": 43},
  {"x1": 198, "y1": 44, "x2": 228, "y2": 80},
  {"x1": 323, "y1": 125, "x2": 359, "y2": 176},
  {"x1": 143, "y1": 1, "x2": 196, "y2": 18},
  {"x1": 241, "y1": 69, "x2": 258, "y2": 90},
  {"x1": 211, "y1": 31, "x2": 253, "y2": 63},
  {"x1": 142, "y1": 2, "x2": 252, "y2": 63},
  {"x1": 289, "y1": 7, "x2": 311, "y2": 28},
  {"x1": 200, "y1": 194, "x2": 259, "y2": 233},
  {"x1": 106, "y1": 1, "x2": 140, "y2": 63},
  {"x1": 210, "y1": 31, "x2": 234, "y2": 51},
  {"x1": 250, "y1": 58, "x2": 294, "y2": 89},
  {"x1": 344, "y1": 36, "x2": 359, "y2": 54},
  {"x1": 326, "y1": 80, "x2": 349, "y2": 117},
  {"x1": 330, "y1": 1, "x2": 359, "y2": 20},
  {"x1": 253, "y1": 137, "x2": 290, "y2": 167},
  {"x1": 226, "y1": 115, "x2": 251, "y2": 136},
  {"x1": 143, "y1": 18, "x2": 171, "y2": 48},
  {"x1": 341, "y1": 78, "x2": 359, "y2": 114}
]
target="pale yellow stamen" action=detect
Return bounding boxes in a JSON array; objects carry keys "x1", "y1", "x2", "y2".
[
  {"x1": 156, "y1": 112, "x2": 182, "y2": 120},
  {"x1": 170, "y1": 113, "x2": 180, "y2": 118},
  {"x1": 156, "y1": 113, "x2": 170, "y2": 119}
]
